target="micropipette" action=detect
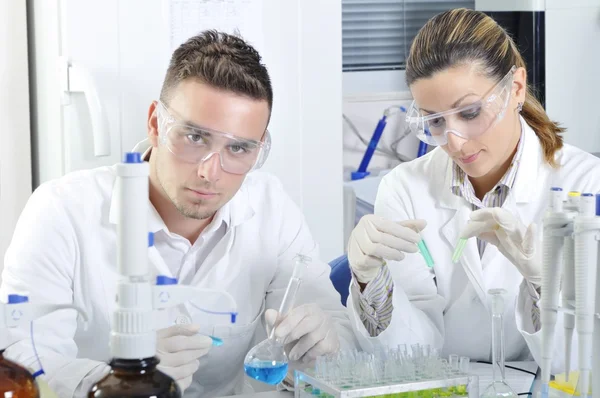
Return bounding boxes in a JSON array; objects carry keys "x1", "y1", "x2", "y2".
[
  {"x1": 563, "y1": 191, "x2": 581, "y2": 381},
  {"x1": 243, "y1": 254, "x2": 311, "y2": 385},
  {"x1": 572, "y1": 193, "x2": 600, "y2": 398},
  {"x1": 540, "y1": 187, "x2": 574, "y2": 396}
]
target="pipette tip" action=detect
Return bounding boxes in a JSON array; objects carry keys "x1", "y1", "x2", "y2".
[
  {"x1": 541, "y1": 383, "x2": 549, "y2": 398},
  {"x1": 210, "y1": 336, "x2": 224, "y2": 347}
]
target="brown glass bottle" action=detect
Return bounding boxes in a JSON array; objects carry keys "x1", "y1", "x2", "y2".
[
  {"x1": 0, "y1": 349, "x2": 40, "y2": 398},
  {"x1": 88, "y1": 356, "x2": 181, "y2": 398}
]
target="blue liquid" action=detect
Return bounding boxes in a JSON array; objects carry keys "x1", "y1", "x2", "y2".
[{"x1": 244, "y1": 361, "x2": 288, "y2": 385}]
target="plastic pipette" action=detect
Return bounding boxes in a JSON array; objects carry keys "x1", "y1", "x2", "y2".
[{"x1": 452, "y1": 238, "x2": 467, "y2": 263}]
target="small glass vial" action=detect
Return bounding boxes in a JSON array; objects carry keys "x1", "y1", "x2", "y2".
[
  {"x1": 0, "y1": 349, "x2": 40, "y2": 397},
  {"x1": 88, "y1": 357, "x2": 180, "y2": 398}
]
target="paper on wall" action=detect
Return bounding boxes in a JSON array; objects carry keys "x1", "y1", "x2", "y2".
[{"x1": 164, "y1": 0, "x2": 264, "y2": 53}]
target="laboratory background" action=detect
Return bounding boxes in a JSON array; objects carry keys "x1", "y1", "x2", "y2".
[
  {"x1": 2, "y1": 0, "x2": 600, "y2": 269},
  {"x1": 1, "y1": 0, "x2": 600, "y2": 395}
]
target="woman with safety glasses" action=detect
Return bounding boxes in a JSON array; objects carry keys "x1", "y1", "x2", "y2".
[{"x1": 345, "y1": 8, "x2": 600, "y2": 372}]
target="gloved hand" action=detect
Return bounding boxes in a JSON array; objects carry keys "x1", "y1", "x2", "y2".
[
  {"x1": 459, "y1": 208, "x2": 541, "y2": 285},
  {"x1": 156, "y1": 324, "x2": 212, "y2": 392},
  {"x1": 265, "y1": 303, "x2": 339, "y2": 364},
  {"x1": 347, "y1": 215, "x2": 427, "y2": 283}
]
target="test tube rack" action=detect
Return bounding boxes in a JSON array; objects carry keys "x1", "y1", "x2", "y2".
[{"x1": 293, "y1": 370, "x2": 479, "y2": 398}]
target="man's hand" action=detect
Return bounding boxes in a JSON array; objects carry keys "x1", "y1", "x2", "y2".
[
  {"x1": 265, "y1": 303, "x2": 339, "y2": 364},
  {"x1": 156, "y1": 324, "x2": 212, "y2": 392}
]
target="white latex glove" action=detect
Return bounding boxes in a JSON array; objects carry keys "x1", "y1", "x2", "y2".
[
  {"x1": 265, "y1": 303, "x2": 339, "y2": 364},
  {"x1": 156, "y1": 324, "x2": 212, "y2": 392},
  {"x1": 460, "y1": 208, "x2": 541, "y2": 285},
  {"x1": 347, "y1": 214, "x2": 427, "y2": 283}
]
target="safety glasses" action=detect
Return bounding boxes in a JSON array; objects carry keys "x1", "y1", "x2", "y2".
[
  {"x1": 156, "y1": 101, "x2": 270, "y2": 175},
  {"x1": 405, "y1": 66, "x2": 517, "y2": 146}
]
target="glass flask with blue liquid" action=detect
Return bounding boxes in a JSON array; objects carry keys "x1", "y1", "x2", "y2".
[{"x1": 243, "y1": 254, "x2": 310, "y2": 385}]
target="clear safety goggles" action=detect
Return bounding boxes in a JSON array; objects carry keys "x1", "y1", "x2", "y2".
[
  {"x1": 156, "y1": 101, "x2": 270, "y2": 175},
  {"x1": 405, "y1": 66, "x2": 516, "y2": 146}
]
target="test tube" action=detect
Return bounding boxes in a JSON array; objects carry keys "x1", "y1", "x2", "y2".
[
  {"x1": 452, "y1": 238, "x2": 468, "y2": 263},
  {"x1": 459, "y1": 356, "x2": 470, "y2": 374},
  {"x1": 449, "y1": 354, "x2": 460, "y2": 373},
  {"x1": 418, "y1": 239, "x2": 435, "y2": 268}
]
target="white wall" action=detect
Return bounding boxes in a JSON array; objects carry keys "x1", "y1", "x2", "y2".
[{"x1": 0, "y1": 1, "x2": 32, "y2": 276}]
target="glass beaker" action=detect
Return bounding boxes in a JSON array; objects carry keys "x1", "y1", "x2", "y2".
[{"x1": 243, "y1": 254, "x2": 310, "y2": 385}]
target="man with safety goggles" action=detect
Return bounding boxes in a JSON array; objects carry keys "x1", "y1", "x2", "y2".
[{"x1": 1, "y1": 30, "x2": 360, "y2": 397}]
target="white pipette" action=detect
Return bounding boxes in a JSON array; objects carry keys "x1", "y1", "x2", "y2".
[
  {"x1": 573, "y1": 193, "x2": 600, "y2": 398},
  {"x1": 540, "y1": 187, "x2": 576, "y2": 396}
]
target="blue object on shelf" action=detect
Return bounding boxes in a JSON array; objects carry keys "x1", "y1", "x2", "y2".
[
  {"x1": 351, "y1": 116, "x2": 387, "y2": 181},
  {"x1": 351, "y1": 106, "x2": 409, "y2": 181},
  {"x1": 417, "y1": 141, "x2": 428, "y2": 158},
  {"x1": 328, "y1": 255, "x2": 351, "y2": 306}
]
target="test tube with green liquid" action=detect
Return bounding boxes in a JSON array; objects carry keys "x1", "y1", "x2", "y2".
[
  {"x1": 452, "y1": 238, "x2": 468, "y2": 264},
  {"x1": 417, "y1": 240, "x2": 435, "y2": 268}
]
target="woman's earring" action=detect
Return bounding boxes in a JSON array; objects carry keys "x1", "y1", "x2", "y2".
[{"x1": 517, "y1": 102, "x2": 523, "y2": 113}]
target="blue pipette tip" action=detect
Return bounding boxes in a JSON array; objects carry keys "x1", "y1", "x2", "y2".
[
  {"x1": 210, "y1": 336, "x2": 224, "y2": 347},
  {"x1": 231, "y1": 312, "x2": 238, "y2": 323},
  {"x1": 550, "y1": 187, "x2": 562, "y2": 191}
]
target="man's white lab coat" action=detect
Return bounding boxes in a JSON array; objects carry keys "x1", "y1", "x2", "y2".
[{"x1": 1, "y1": 166, "x2": 358, "y2": 397}]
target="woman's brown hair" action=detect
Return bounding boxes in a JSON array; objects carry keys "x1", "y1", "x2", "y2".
[{"x1": 405, "y1": 8, "x2": 564, "y2": 166}]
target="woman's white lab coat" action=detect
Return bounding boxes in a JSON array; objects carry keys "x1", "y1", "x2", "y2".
[
  {"x1": 1, "y1": 165, "x2": 358, "y2": 397},
  {"x1": 347, "y1": 118, "x2": 600, "y2": 373}
]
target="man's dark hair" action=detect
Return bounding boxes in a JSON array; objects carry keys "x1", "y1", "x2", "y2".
[{"x1": 160, "y1": 30, "x2": 273, "y2": 111}]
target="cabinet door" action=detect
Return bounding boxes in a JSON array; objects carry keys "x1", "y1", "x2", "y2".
[{"x1": 59, "y1": 0, "x2": 122, "y2": 172}]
